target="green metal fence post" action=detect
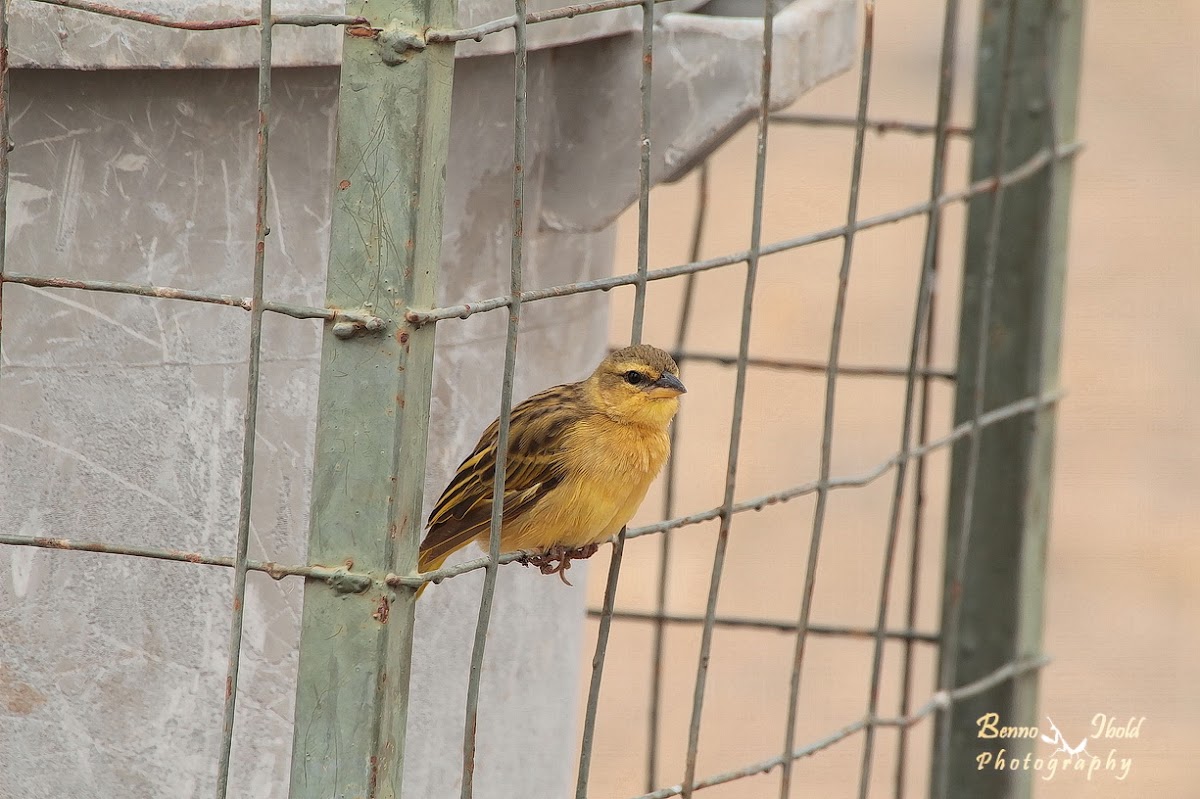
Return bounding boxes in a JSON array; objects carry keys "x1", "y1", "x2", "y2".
[
  {"x1": 287, "y1": 1, "x2": 456, "y2": 797},
  {"x1": 934, "y1": 1, "x2": 1083, "y2": 797}
]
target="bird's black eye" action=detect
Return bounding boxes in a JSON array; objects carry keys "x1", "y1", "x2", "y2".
[{"x1": 623, "y1": 370, "x2": 645, "y2": 385}]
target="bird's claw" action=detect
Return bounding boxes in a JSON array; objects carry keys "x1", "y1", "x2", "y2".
[{"x1": 517, "y1": 543, "x2": 601, "y2": 586}]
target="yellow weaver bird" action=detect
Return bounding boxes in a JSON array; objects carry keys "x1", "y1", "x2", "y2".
[{"x1": 416, "y1": 344, "x2": 685, "y2": 597}]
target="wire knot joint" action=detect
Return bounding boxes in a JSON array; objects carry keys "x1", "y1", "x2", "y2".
[
  {"x1": 378, "y1": 22, "x2": 428, "y2": 64},
  {"x1": 331, "y1": 307, "x2": 388, "y2": 339}
]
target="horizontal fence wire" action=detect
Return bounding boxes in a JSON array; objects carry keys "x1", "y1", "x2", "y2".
[
  {"x1": 1, "y1": 273, "x2": 385, "y2": 328},
  {"x1": 586, "y1": 609, "x2": 940, "y2": 643},
  {"x1": 30, "y1": 0, "x2": 675, "y2": 37},
  {"x1": 668, "y1": 350, "x2": 956, "y2": 381},
  {"x1": 0, "y1": 389, "x2": 1063, "y2": 591},
  {"x1": 624, "y1": 656, "x2": 1049, "y2": 799},
  {"x1": 771, "y1": 112, "x2": 973, "y2": 138},
  {"x1": 33, "y1": 0, "x2": 367, "y2": 29},
  {"x1": 0, "y1": 1, "x2": 1080, "y2": 798},
  {"x1": 2, "y1": 151, "x2": 1079, "y2": 339},
  {"x1": 427, "y1": 0, "x2": 675, "y2": 42},
  {"x1": 403, "y1": 141, "x2": 1081, "y2": 326}
]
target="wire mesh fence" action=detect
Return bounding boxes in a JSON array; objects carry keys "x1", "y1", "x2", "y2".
[{"x1": 0, "y1": 0, "x2": 1082, "y2": 797}]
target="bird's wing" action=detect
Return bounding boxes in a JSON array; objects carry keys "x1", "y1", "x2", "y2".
[{"x1": 418, "y1": 383, "x2": 579, "y2": 570}]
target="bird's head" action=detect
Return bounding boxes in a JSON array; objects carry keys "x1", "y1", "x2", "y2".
[{"x1": 586, "y1": 344, "x2": 686, "y2": 428}]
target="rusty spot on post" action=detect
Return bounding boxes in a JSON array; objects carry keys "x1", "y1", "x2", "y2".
[
  {"x1": 373, "y1": 596, "x2": 391, "y2": 625},
  {"x1": 368, "y1": 755, "x2": 380, "y2": 795},
  {"x1": 338, "y1": 179, "x2": 351, "y2": 190}
]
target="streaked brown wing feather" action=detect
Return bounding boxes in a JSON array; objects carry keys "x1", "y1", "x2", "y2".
[
  {"x1": 417, "y1": 483, "x2": 550, "y2": 569},
  {"x1": 418, "y1": 382, "x2": 580, "y2": 568}
]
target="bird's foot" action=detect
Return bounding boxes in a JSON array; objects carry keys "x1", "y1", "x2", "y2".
[{"x1": 517, "y1": 543, "x2": 601, "y2": 586}]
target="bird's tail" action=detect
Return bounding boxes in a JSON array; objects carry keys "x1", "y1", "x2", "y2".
[{"x1": 414, "y1": 544, "x2": 454, "y2": 599}]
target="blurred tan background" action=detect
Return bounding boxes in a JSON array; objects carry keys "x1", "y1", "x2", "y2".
[{"x1": 580, "y1": 0, "x2": 1199, "y2": 796}]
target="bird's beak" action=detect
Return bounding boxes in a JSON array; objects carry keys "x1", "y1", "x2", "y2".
[{"x1": 651, "y1": 372, "x2": 687, "y2": 396}]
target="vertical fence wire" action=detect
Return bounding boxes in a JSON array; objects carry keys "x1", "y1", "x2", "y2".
[
  {"x1": 777, "y1": 3, "x2": 875, "y2": 796},
  {"x1": 893, "y1": 2, "x2": 961, "y2": 795},
  {"x1": 933, "y1": 2, "x2": 1023, "y2": 797},
  {"x1": 213, "y1": 4, "x2": 272, "y2": 797},
  {"x1": 678, "y1": 3, "x2": 772, "y2": 796},
  {"x1": 854, "y1": 0, "x2": 962, "y2": 791},
  {"x1": 629, "y1": 0, "x2": 654, "y2": 343},
  {"x1": 460, "y1": 3, "x2": 528, "y2": 796},
  {"x1": 0, "y1": 0, "x2": 8, "y2": 377},
  {"x1": 1030, "y1": 5, "x2": 1063, "y2": 390},
  {"x1": 576, "y1": 1, "x2": 656, "y2": 794},
  {"x1": 645, "y1": 161, "x2": 709, "y2": 793}
]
